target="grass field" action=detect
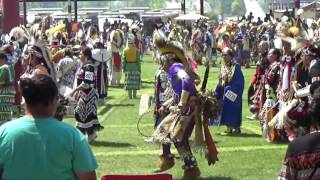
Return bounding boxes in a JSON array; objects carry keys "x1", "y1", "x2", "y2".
[{"x1": 66, "y1": 54, "x2": 287, "y2": 180}]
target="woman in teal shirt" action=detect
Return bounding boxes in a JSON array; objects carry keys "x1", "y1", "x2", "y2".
[{"x1": 0, "y1": 74, "x2": 97, "y2": 180}]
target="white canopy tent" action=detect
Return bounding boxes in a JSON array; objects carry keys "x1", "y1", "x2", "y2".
[
  {"x1": 174, "y1": 13, "x2": 209, "y2": 21},
  {"x1": 244, "y1": 0, "x2": 266, "y2": 21}
]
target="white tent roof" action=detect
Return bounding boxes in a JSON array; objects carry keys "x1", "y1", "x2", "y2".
[
  {"x1": 301, "y1": 1, "x2": 320, "y2": 11},
  {"x1": 175, "y1": 13, "x2": 209, "y2": 21},
  {"x1": 244, "y1": 0, "x2": 266, "y2": 21},
  {"x1": 166, "y1": 0, "x2": 180, "y2": 9}
]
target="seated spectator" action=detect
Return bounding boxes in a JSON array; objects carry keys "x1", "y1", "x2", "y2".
[{"x1": 0, "y1": 74, "x2": 97, "y2": 180}]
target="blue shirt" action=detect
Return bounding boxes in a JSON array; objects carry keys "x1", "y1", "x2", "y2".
[{"x1": 0, "y1": 116, "x2": 98, "y2": 180}]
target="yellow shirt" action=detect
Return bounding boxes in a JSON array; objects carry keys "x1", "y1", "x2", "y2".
[{"x1": 124, "y1": 47, "x2": 137, "y2": 63}]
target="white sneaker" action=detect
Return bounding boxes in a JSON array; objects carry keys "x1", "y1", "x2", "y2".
[
  {"x1": 247, "y1": 114, "x2": 258, "y2": 120},
  {"x1": 88, "y1": 132, "x2": 97, "y2": 144},
  {"x1": 144, "y1": 137, "x2": 155, "y2": 143}
]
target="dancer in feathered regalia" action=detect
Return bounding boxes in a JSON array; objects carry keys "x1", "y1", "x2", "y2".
[
  {"x1": 151, "y1": 29, "x2": 219, "y2": 180},
  {"x1": 108, "y1": 26, "x2": 124, "y2": 86},
  {"x1": 248, "y1": 41, "x2": 269, "y2": 120},
  {"x1": 130, "y1": 23, "x2": 143, "y2": 59},
  {"x1": 191, "y1": 19, "x2": 206, "y2": 64},
  {"x1": 258, "y1": 48, "x2": 282, "y2": 142}
]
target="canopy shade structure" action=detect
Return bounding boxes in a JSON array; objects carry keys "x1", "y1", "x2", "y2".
[
  {"x1": 174, "y1": 13, "x2": 209, "y2": 21},
  {"x1": 301, "y1": 1, "x2": 320, "y2": 11},
  {"x1": 244, "y1": 0, "x2": 266, "y2": 21}
]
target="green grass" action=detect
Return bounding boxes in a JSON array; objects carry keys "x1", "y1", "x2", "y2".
[{"x1": 65, "y1": 54, "x2": 287, "y2": 180}]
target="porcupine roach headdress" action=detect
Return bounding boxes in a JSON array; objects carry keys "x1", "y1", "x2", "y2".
[
  {"x1": 153, "y1": 29, "x2": 200, "y2": 82},
  {"x1": 30, "y1": 43, "x2": 56, "y2": 80}
]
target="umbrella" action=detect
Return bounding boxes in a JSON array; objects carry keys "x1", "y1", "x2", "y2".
[{"x1": 175, "y1": 13, "x2": 209, "y2": 21}]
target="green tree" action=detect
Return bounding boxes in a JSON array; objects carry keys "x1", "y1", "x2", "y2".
[
  {"x1": 128, "y1": 0, "x2": 149, "y2": 7},
  {"x1": 257, "y1": 0, "x2": 268, "y2": 12},
  {"x1": 206, "y1": 0, "x2": 223, "y2": 19},
  {"x1": 149, "y1": 0, "x2": 166, "y2": 10},
  {"x1": 232, "y1": 0, "x2": 245, "y2": 16}
]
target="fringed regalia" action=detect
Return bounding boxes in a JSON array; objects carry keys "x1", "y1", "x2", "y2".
[
  {"x1": 153, "y1": 63, "x2": 218, "y2": 168},
  {"x1": 55, "y1": 57, "x2": 79, "y2": 120},
  {"x1": 215, "y1": 63, "x2": 244, "y2": 128},
  {"x1": 191, "y1": 29, "x2": 204, "y2": 64},
  {"x1": 278, "y1": 132, "x2": 320, "y2": 179},
  {"x1": 92, "y1": 48, "x2": 109, "y2": 98},
  {"x1": 154, "y1": 69, "x2": 169, "y2": 127},
  {"x1": 108, "y1": 29, "x2": 124, "y2": 85},
  {"x1": 278, "y1": 55, "x2": 295, "y2": 103},
  {"x1": 277, "y1": 58, "x2": 320, "y2": 142},
  {"x1": 258, "y1": 61, "x2": 286, "y2": 142},
  {"x1": 249, "y1": 52, "x2": 269, "y2": 114},
  {"x1": 283, "y1": 60, "x2": 311, "y2": 141},
  {"x1": 152, "y1": 29, "x2": 219, "y2": 176},
  {"x1": 95, "y1": 61, "x2": 108, "y2": 98},
  {"x1": 109, "y1": 51, "x2": 121, "y2": 85},
  {"x1": 75, "y1": 63, "x2": 103, "y2": 134},
  {"x1": 56, "y1": 57, "x2": 78, "y2": 89},
  {"x1": 0, "y1": 64, "x2": 15, "y2": 124}
]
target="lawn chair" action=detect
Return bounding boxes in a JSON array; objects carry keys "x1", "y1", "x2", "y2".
[{"x1": 101, "y1": 173, "x2": 172, "y2": 180}]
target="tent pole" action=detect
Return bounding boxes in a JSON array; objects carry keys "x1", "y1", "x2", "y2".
[
  {"x1": 200, "y1": 0, "x2": 204, "y2": 15},
  {"x1": 23, "y1": 0, "x2": 27, "y2": 26}
]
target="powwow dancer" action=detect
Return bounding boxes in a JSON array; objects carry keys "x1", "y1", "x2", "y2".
[
  {"x1": 191, "y1": 19, "x2": 206, "y2": 64},
  {"x1": 108, "y1": 28, "x2": 124, "y2": 86},
  {"x1": 71, "y1": 47, "x2": 104, "y2": 143},
  {"x1": 271, "y1": 45, "x2": 320, "y2": 142},
  {"x1": 215, "y1": 47, "x2": 244, "y2": 134},
  {"x1": 258, "y1": 49, "x2": 282, "y2": 142},
  {"x1": 152, "y1": 29, "x2": 219, "y2": 180},
  {"x1": 0, "y1": 52, "x2": 15, "y2": 124},
  {"x1": 122, "y1": 34, "x2": 141, "y2": 99},
  {"x1": 54, "y1": 47, "x2": 79, "y2": 120},
  {"x1": 55, "y1": 47, "x2": 79, "y2": 90},
  {"x1": 236, "y1": 23, "x2": 251, "y2": 68},
  {"x1": 153, "y1": 67, "x2": 169, "y2": 128},
  {"x1": 146, "y1": 63, "x2": 174, "y2": 168},
  {"x1": 130, "y1": 23, "x2": 143, "y2": 60},
  {"x1": 92, "y1": 42, "x2": 109, "y2": 99},
  {"x1": 21, "y1": 44, "x2": 71, "y2": 121},
  {"x1": 248, "y1": 41, "x2": 270, "y2": 120},
  {"x1": 22, "y1": 44, "x2": 55, "y2": 78}
]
